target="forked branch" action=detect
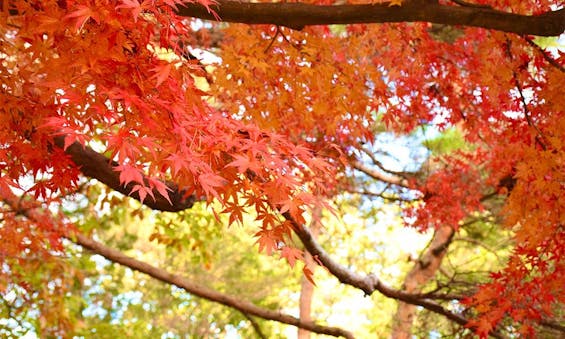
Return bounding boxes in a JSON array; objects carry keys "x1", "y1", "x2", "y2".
[{"x1": 51, "y1": 138, "x2": 503, "y2": 334}]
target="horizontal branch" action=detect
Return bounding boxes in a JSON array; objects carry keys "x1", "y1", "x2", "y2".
[{"x1": 177, "y1": 0, "x2": 565, "y2": 36}]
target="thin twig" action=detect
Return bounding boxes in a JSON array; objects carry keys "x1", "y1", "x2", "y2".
[
  {"x1": 504, "y1": 36, "x2": 548, "y2": 151},
  {"x1": 241, "y1": 312, "x2": 268, "y2": 339},
  {"x1": 522, "y1": 36, "x2": 565, "y2": 73}
]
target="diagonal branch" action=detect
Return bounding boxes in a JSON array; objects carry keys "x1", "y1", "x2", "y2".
[
  {"x1": 73, "y1": 233, "x2": 354, "y2": 338},
  {"x1": 176, "y1": 0, "x2": 565, "y2": 36},
  {"x1": 392, "y1": 225, "x2": 455, "y2": 337},
  {"x1": 351, "y1": 159, "x2": 410, "y2": 188},
  {"x1": 359, "y1": 146, "x2": 413, "y2": 178},
  {"x1": 288, "y1": 215, "x2": 507, "y2": 338},
  {"x1": 53, "y1": 136, "x2": 196, "y2": 212},
  {"x1": 0, "y1": 189, "x2": 354, "y2": 339},
  {"x1": 284, "y1": 211, "x2": 521, "y2": 339},
  {"x1": 51, "y1": 136, "x2": 517, "y2": 337}
]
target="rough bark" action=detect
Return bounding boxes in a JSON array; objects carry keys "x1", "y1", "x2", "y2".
[
  {"x1": 391, "y1": 225, "x2": 455, "y2": 338},
  {"x1": 176, "y1": 0, "x2": 565, "y2": 36}
]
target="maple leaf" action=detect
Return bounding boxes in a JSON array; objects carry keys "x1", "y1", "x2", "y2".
[
  {"x1": 302, "y1": 266, "x2": 316, "y2": 286},
  {"x1": 130, "y1": 184, "x2": 153, "y2": 203},
  {"x1": 151, "y1": 63, "x2": 172, "y2": 88},
  {"x1": 225, "y1": 154, "x2": 251, "y2": 173},
  {"x1": 254, "y1": 229, "x2": 278, "y2": 255},
  {"x1": 281, "y1": 246, "x2": 303, "y2": 268},
  {"x1": 65, "y1": 5, "x2": 99, "y2": 30},
  {"x1": 115, "y1": 0, "x2": 147, "y2": 20},
  {"x1": 198, "y1": 173, "x2": 227, "y2": 200},
  {"x1": 114, "y1": 164, "x2": 144, "y2": 187},
  {"x1": 147, "y1": 178, "x2": 172, "y2": 205}
]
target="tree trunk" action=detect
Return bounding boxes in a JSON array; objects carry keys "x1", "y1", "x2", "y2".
[
  {"x1": 391, "y1": 225, "x2": 454, "y2": 338},
  {"x1": 298, "y1": 209, "x2": 322, "y2": 339}
]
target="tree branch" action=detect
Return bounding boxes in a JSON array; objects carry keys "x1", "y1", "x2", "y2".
[
  {"x1": 392, "y1": 225, "x2": 454, "y2": 337},
  {"x1": 240, "y1": 312, "x2": 268, "y2": 339},
  {"x1": 540, "y1": 320, "x2": 565, "y2": 333},
  {"x1": 73, "y1": 233, "x2": 354, "y2": 338},
  {"x1": 351, "y1": 159, "x2": 410, "y2": 188},
  {"x1": 359, "y1": 146, "x2": 413, "y2": 178},
  {"x1": 176, "y1": 0, "x2": 565, "y2": 36},
  {"x1": 53, "y1": 136, "x2": 195, "y2": 212},
  {"x1": 49, "y1": 139, "x2": 520, "y2": 338},
  {"x1": 290, "y1": 215, "x2": 510, "y2": 338},
  {"x1": 0, "y1": 189, "x2": 354, "y2": 339},
  {"x1": 283, "y1": 212, "x2": 482, "y2": 331},
  {"x1": 521, "y1": 36, "x2": 565, "y2": 73}
]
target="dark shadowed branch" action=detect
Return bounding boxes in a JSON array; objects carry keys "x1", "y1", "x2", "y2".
[
  {"x1": 176, "y1": 0, "x2": 565, "y2": 36},
  {"x1": 53, "y1": 136, "x2": 195, "y2": 212}
]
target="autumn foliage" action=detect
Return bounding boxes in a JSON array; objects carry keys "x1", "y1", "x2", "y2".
[{"x1": 0, "y1": 0, "x2": 564, "y2": 337}]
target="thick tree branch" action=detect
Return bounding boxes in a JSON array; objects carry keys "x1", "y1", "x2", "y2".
[
  {"x1": 177, "y1": 0, "x2": 565, "y2": 36},
  {"x1": 53, "y1": 136, "x2": 195, "y2": 212},
  {"x1": 0, "y1": 189, "x2": 354, "y2": 339}
]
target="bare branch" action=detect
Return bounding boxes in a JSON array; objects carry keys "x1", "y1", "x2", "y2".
[
  {"x1": 284, "y1": 213, "x2": 474, "y2": 327},
  {"x1": 73, "y1": 233, "x2": 354, "y2": 338},
  {"x1": 453, "y1": 236, "x2": 502, "y2": 260},
  {"x1": 345, "y1": 188, "x2": 415, "y2": 202},
  {"x1": 351, "y1": 159, "x2": 410, "y2": 187},
  {"x1": 176, "y1": 0, "x2": 565, "y2": 36},
  {"x1": 358, "y1": 146, "x2": 414, "y2": 178},
  {"x1": 0, "y1": 189, "x2": 354, "y2": 339},
  {"x1": 240, "y1": 312, "x2": 268, "y2": 339},
  {"x1": 287, "y1": 215, "x2": 508, "y2": 338}
]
